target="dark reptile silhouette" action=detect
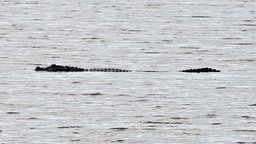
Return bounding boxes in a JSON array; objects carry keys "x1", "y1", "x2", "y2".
[
  {"x1": 35, "y1": 64, "x2": 220, "y2": 73},
  {"x1": 35, "y1": 64, "x2": 131, "y2": 72},
  {"x1": 180, "y1": 67, "x2": 220, "y2": 73}
]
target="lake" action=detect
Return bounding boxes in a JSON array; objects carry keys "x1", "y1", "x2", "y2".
[{"x1": 0, "y1": 0, "x2": 255, "y2": 143}]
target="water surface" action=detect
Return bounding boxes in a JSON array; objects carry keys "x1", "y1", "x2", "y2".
[{"x1": 0, "y1": 0, "x2": 255, "y2": 143}]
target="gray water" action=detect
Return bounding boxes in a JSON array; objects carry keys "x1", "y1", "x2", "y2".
[{"x1": 0, "y1": 0, "x2": 256, "y2": 143}]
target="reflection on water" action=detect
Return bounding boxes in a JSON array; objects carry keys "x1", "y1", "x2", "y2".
[{"x1": 0, "y1": 0, "x2": 255, "y2": 143}]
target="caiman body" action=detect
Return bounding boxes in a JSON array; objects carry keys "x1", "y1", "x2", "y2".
[
  {"x1": 35, "y1": 64, "x2": 220, "y2": 73},
  {"x1": 180, "y1": 67, "x2": 220, "y2": 73},
  {"x1": 35, "y1": 64, "x2": 131, "y2": 72}
]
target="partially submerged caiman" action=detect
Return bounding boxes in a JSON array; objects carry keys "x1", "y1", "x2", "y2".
[{"x1": 35, "y1": 64, "x2": 221, "y2": 73}]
